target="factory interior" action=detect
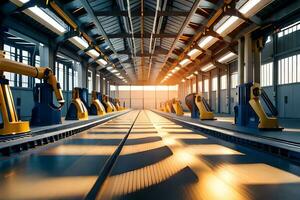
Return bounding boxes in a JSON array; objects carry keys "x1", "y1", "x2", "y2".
[{"x1": 1, "y1": 0, "x2": 300, "y2": 199}]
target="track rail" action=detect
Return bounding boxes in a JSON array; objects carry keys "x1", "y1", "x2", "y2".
[
  {"x1": 85, "y1": 110, "x2": 141, "y2": 200},
  {"x1": 0, "y1": 110, "x2": 130, "y2": 156}
]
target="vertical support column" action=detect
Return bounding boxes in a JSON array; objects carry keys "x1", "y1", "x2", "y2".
[
  {"x1": 107, "y1": 81, "x2": 110, "y2": 96},
  {"x1": 253, "y1": 39, "x2": 261, "y2": 83},
  {"x1": 195, "y1": 73, "x2": 199, "y2": 93},
  {"x1": 189, "y1": 78, "x2": 192, "y2": 93},
  {"x1": 227, "y1": 66, "x2": 231, "y2": 114},
  {"x1": 48, "y1": 42, "x2": 57, "y2": 71},
  {"x1": 79, "y1": 58, "x2": 88, "y2": 88},
  {"x1": 99, "y1": 74, "x2": 104, "y2": 94},
  {"x1": 273, "y1": 33, "x2": 278, "y2": 108},
  {"x1": 217, "y1": 68, "x2": 221, "y2": 113},
  {"x1": 244, "y1": 33, "x2": 253, "y2": 83},
  {"x1": 202, "y1": 74, "x2": 205, "y2": 94},
  {"x1": 208, "y1": 72, "x2": 212, "y2": 106},
  {"x1": 92, "y1": 68, "x2": 96, "y2": 92},
  {"x1": 238, "y1": 37, "x2": 245, "y2": 85}
]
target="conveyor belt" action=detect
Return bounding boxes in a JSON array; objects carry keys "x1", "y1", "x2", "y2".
[
  {"x1": 1, "y1": 110, "x2": 300, "y2": 200},
  {"x1": 0, "y1": 110, "x2": 139, "y2": 200}
]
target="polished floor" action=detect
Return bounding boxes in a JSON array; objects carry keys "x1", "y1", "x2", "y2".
[{"x1": 1, "y1": 110, "x2": 300, "y2": 199}]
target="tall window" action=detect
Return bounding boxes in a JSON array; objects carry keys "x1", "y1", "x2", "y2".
[
  {"x1": 278, "y1": 20, "x2": 300, "y2": 38},
  {"x1": 221, "y1": 75, "x2": 227, "y2": 90},
  {"x1": 96, "y1": 74, "x2": 100, "y2": 92},
  {"x1": 198, "y1": 81, "x2": 202, "y2": 92},
  {"x1": 278, "y1": 54, "x2": 300, "y2": 85},
  {"x1": 231, "y1": 73, "x2": 238, "y2": 89},
  {"x1": 74, "y1": 70, "x2": 78, "y2": 87},
  {"x1": 68, "y1": 68, "x2": 73, "y2": 91},
  {"x1": 35, "y1": 55, "x2": 41, "y2": 84},
  {"x1": 212, "y1": 77, "x2": 218, "y2": 91},
  {"x1": 204, "y1": 79, "x2": 209, "y2": 92},
  {"x1": 3, "y1": 44, "x2": 15, "y2": 86},
  {"x1": 58, "y1": 63, "x2": 64, "y2": 90},
  {"x1": 21, "y1": 50, "x2": 30, "y2": 88},
  {"x1": 88, "y1": 70, "x2": 93, "y2": 92},
  {"x1": 260, "y1": 62, "x2": 273, "y2": 87}
]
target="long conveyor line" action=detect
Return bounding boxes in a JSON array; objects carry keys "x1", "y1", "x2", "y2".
[
  {"x1": 0, "y1": 110, "x2": 140, "y2": 200},
  {"x1": 1, "y1": 110, "x2": 300, "y2": 200}
]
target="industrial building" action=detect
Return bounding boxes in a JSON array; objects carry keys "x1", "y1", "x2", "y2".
[{"x1": 1, "y1": 0, "x2": 300, "y2": 199}]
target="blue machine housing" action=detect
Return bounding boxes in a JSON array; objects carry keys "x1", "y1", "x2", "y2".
[
  {"x1": 185, "y1": 93, "x2": 199, "y2": 119},
  {"x1": 89, "y1": 92, "x2": 102, "y2": 115},
  {"x1": 31, "y1": 83, "x2": 62, "y2": 126},
  {"x1": 235, "y1": 83, "x2": 259, "y2": 128},
  {"x1": 78, "y1": 88, "x2": 89, "y2": 109}
]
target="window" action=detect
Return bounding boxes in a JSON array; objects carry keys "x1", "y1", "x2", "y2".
[
  {"x1": 192, "y1": 83, "x2": 196, "y2": 93},
  {"x1": 212, "y1": 77, "x2": 218, "y2": 91},
  {"x1": 278, "y1": 54, "x2": 300, "y2": 85},
  {"x1": 68, "y1": 68, "x2": 73, "y2": 91},
  {"x1": 198, "y1": 81, "x2": 202, "y2": 92},
  {"x1": 221, "y1": 75, "x2": 227, "y2": 90},
  {"x1": 96, "y1": 74, "x2": 100, "y2": 92},
  {"x1": 260, "y1": 62, "x2": 273, "y2": 87},
  {"x1": 110, "y1": 85, "x2": 116, "y2": 91},
  {"x1": 35, "y1": 55, "x2": 41, "y2": 84},
  {"x1": 278, "y1": 20, "x2": 300, "y2": 38},
  {"x1": 74, "y1": 70, "x2": 78, "y2": 87},
  {"x1": 88, "y1": 70, "x2": 93, "y2": 92},
  {"x1": 231, "y1": 73, "x2": 238, "y2": 89},
  {"x1": 58, "y1": 63, "x2": 64, "y2": 90},
  {"x1": 204, "y1": 79, "x2": 209, "y2": 92},
  {"x1": 21, "y1": 50, "x2": 30, "y2": 88},
  {"x1": 3, "y1": 44, "x2": 15, "y2": 86},
  {"x1": 265, "y1": 36, "x2": 271, "y2": 44}
]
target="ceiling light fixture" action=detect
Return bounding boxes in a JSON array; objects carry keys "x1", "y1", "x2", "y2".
[
  {"x1": 216, "y1": 16, "x2": 239, "y2": 35},
  {"x1": 86, "y1": 49, "x2": 100, "y2": 58},
  {"x1": 69, "y1": 36, "x2": 89, "y2": 50},
  {"x1": 97, "y1": 58, "x2": 107, "y2": 65},
  {"x1": 201, "y1": 63, "x2": 216, "y2": 72},
  {"x1": 239, "y1": 0, "x2": 261, "y2": 14},
  {"x1": 217, "y1": 52, "x2": 237, "y2": 63},
  {"x1": 179, "y1": 58, "x2": 192, "y2": 67},
  {"x1": 198, "y1": 36, "x2": 217, "y2": 49},
  {"x1": 25, "y1": 6, "x2": 67, "y2": 34},
  {"x1": 187, "y1": 48, "x2": 202, "y2": 60}
]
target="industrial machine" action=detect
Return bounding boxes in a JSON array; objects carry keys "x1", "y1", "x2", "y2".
[
  {"x1": 114, "y1": 98, "x2": 124, "y2": 111},
  {"x1": 171, "y1": 98, "x2": 184, "y2": 116},
  {"x1": 101, "y1": 95, "x2": 115, "y2": 113},
  {"x1": 166, "y1": 100, "x2": 175, "y2": 114},
  {"x1": 0, "y1": 51, "x2": 64, "y2": 135},
  {"x1": 89, "y1": 91, "x2": 106, "y2": 115},
  {"x1": 185, "y1": 93, "x2": 214, "y2": 120},
  {"x1": 235, "y1": 82, "x2": 282, "y2": 130},
  {"x1": 109, "y1": 97, "x2": 118, "y2": 111},
  {"x1": 65, "y1": 87, "x2": 88, "y2": 120}
]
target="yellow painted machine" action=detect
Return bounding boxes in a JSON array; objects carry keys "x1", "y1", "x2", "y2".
[
  {"x1": 185, "y1": 93, "x2": 214, "y2": 120},
  {"x1": 235, "y1": 82, "x2": 282, "y2": 130},
  {"x1": 171, "y1": 98, "x2": 184, "y2": 116},
  {"x1": 194, "y1": 94, "x2": 215, "y2": 120},
  {"x1": 114, "y1": 98, "x2": 124, "y2": 111},
  {"x1": 0, "y1": 51, "x2": 64, "y2": 135},
  {"x1": 65, "y1": 88, "x2": 88, "y2": 120},
  {"x1": 89, "y1": 91, "x2": 106, "y2": 115},
  {"x1": 165, "y1": 101, "x2": 172, "y2": 113},
  {"x1": 102, "y1": 95, "x2": 114, "y2": 113}
]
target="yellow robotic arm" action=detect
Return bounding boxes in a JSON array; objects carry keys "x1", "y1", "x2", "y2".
[
  {"x1": 0, "y1": 51, "x2": 64, "y2": 135},
  {"x1": 0, "y1": 51, "x2": 64, "y2": 107}
]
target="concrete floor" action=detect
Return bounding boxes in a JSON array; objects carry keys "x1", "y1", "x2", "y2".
[{"x1": 1, "y1": 110, "x2": 300, "y2": 199}]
